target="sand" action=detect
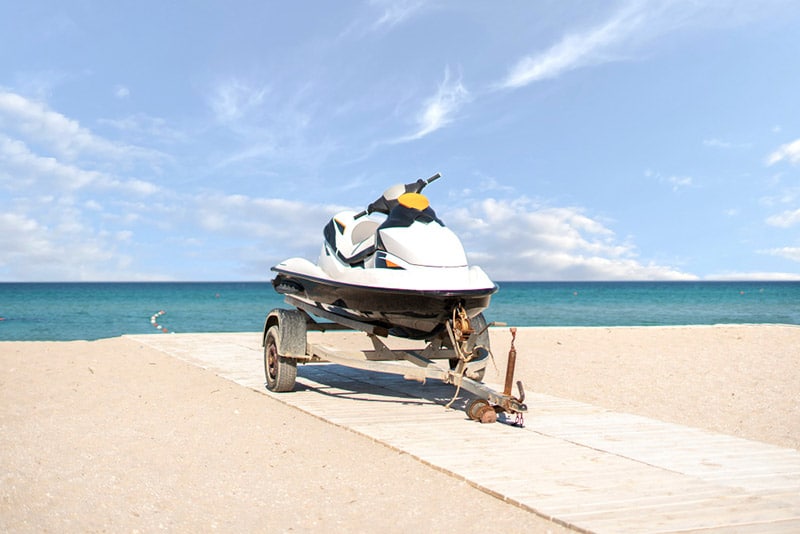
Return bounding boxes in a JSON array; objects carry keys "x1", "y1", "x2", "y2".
[
  {"x1": 2, "y1": 324, "x2": 798, "y2": 532},
  {"x1": 482, "y1": 325, "x2": 800, "y2": 450}
]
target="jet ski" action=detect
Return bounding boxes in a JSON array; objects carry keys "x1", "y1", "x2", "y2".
[{"x1": 271, "y1": 173, "x2": 497, "y2": 340}]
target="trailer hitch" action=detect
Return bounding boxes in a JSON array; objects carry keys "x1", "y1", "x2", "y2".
[{"x1": 463, "y1": 327, "x2": 527, "y2": 426}]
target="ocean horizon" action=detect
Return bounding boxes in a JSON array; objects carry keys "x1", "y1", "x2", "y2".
[{"x1": 1, "y1": 280, "x2": 799, "y2": 342}]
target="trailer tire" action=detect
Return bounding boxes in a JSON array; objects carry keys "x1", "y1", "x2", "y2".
[{"x1": 264, "y1": 325, "x2": 297, "y2": 392}]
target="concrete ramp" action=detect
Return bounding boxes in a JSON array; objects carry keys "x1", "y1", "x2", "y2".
[{"x1": 127, "y1": 332, "x2": 800, "y2": 533}]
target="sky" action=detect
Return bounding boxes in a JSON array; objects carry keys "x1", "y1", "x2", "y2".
[{"x1": 1, "y1": 1, "x2": 800, "y2": 282}]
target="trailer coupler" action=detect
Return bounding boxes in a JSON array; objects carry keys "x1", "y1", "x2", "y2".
[{"x1": 459, "y1": 328, "x2": 527, "y2": 426}]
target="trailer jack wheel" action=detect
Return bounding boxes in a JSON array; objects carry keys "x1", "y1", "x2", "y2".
[
  {"x1": 264, "y1": 325, "x2": 297, "y2": 392},
  {"x1": 466, "y1": 398, "x2": 497, "y2": 424}
]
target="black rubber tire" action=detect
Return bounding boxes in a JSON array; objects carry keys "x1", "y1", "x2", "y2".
[{"x1": 264, "y1": 325, "x2": 297, "y2": 392}]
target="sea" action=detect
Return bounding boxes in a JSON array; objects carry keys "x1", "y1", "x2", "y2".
[{"x1": 0, "y1": 281, "x2": 798, "y2": 342}]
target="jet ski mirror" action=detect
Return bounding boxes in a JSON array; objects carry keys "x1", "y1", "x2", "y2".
[{"x1": 382, "y1": 183, "x2": 407, "y2": 201}]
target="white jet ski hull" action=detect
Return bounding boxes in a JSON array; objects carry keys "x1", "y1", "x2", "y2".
[{"x1": 272, "y1": 257, "x2": 496, "y2": 339}]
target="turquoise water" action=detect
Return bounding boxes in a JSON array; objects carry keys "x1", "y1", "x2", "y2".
[
  {"x1": 494, "y1": 281, "x2": 800, "y2": 327},
  {"x1": 1, "y1": 281, "x2": 798, "y2": 341}
]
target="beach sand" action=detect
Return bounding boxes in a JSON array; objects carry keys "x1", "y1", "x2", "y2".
[
  {"x1": 2, "y1": 324, "x2": 798, "y2": 532},
  {"x1": 482, "y1": 325, "x2": 800, "y2": 451}
]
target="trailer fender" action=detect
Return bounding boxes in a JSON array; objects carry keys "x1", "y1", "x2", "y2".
[{"x1": 262, "y1": 308, "x2": 307, "y2": 358}]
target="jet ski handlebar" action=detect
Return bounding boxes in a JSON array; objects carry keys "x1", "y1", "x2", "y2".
[
  {"x1": 425, "y1": 172, "x2": 441, "y2": 185},
  {"x1": 357, "y1": 173, "x2": 441, "y2": 218}
]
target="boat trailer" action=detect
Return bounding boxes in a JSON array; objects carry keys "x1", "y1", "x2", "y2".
[{"x1": 261, "y1": 297, "x2": 527, "y2": 426}]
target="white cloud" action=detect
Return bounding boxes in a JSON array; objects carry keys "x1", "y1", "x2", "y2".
[
  {"x1": 394, "y1": 68, "x2": 469, "y2": 142},
  {"x1": 124, "y1": 179, "x2": 160, "y2": 195},
  {"x1": 761, "y1": 247, "x2": 800, "y2": 263},
  {"x1": 760, "y1": 187, "x2": 800, "y2": 208},
  {"x1": 369, "y1": 0, "x2": 425, "y2": 31},
  {"x1": 209, "y1": 79, "x2": 268, "y2": 123},
  {"x1": 766, "y1": 208, "x2": 800, "y2": 228},
  {"x1": 704, "y1": 138, "x2": 733, "y2": 149},
  {"x1": 339, "y1": 0, "x2": 427, "y2": 39},
  {"x1": 0, "y1": 134, "x2": 159, "y2": 195},
  {"x1": 495, "y1": 0, "x2": 783, "y2": 91},
  {"x1": 498, "y1": 3, "x2": 647, "y2": 89},
  {"x1": 0, "y1": 135, "x2": 95, "y2": 189},
  {"x1": 666, "y1": 175, "x2": 694, "y2": 192},
  {"x1": 188, "y1": 193, "x2": 347, "y2": 271},
  {"x1": 202, "y1": 78, "x2": 335, "y2": 172},
  {"x1": 85, "y1": 199, "x2": 103, "y2": 211},
  {"x1": 98, "y1": 113, "x2": 186, "y2": 145},
  {"x1": 703, "y1": 138, "x2": 751, "y2": 150},
  {"x1": 766, "y1": 138, "x2": 800, "y2": 166},
  {"x1": 87, "y1": 190, "x2": 701, "y2": 282},
  {"x1": 443, "y1": 197, "x2": 696, "y2": 281},
  {"x1": 114, "y1": 85, "x2": 130, "y2": 99},
  {"x1": 0, "y1": 92, "x2": 171, "y2": 280},
  {"x1": 647, "y1": 169, "x2": 695, "y2": 192},
  {"x1": 0, "y1": 212, "x2": 50, "y2": 259},
  {"x1": 0, "y1": 209, "x2": 137, "y2": 281},
  {"x1": 0, "y1": 90, "x2": 155, "y2": 162}
]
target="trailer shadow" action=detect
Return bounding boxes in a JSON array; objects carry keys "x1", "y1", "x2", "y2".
[{"x1": 295, "y1": 362, "x2": 474, "y2": 413}]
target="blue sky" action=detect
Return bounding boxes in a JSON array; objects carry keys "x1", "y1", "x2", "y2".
[{"x1": 2, "y1": 1, "x2": 800, "y2": 281}]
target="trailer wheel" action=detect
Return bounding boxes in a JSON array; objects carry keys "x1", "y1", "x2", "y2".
[{"x1": 264, "y1": 325, "x2": 297, "y2": 392}]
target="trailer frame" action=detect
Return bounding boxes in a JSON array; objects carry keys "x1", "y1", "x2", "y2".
[{"x1": 262, "y1": 298, "x2": 527, "y2": 424}]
